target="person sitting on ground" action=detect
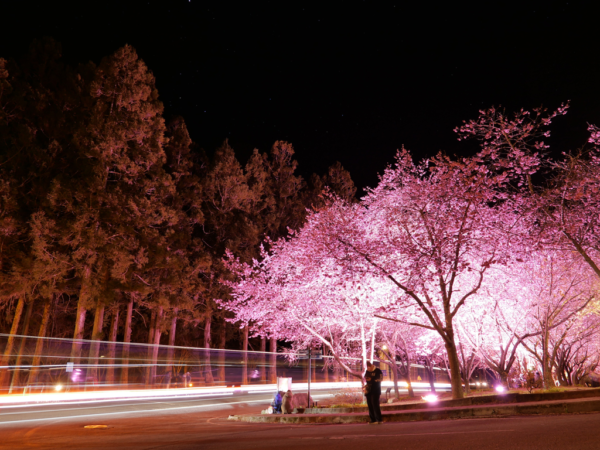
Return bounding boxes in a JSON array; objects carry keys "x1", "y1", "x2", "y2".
[
  {"x1": 271, "y1": 391, "x2": 283, "y2": 413},
  {"x1": 364, "y1": 361, "x2": 383, "y2": 424}
]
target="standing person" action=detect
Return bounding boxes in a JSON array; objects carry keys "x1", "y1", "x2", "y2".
[{"x1": 364, "y1": 361, "x2": 383, "y2": 424}]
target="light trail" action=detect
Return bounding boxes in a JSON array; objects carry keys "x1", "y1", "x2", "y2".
[{"x1": 0, "y1": 381, "x2": 450, "y2": 407}]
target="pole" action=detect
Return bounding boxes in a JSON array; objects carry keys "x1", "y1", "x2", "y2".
[{"x1": 307, "y1": 348, "x2": 311, "y2": 408}]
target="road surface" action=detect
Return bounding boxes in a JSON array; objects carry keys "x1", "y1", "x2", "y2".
[{"x1": 2, "y1": 390, "x2": 599, "y2": 449}]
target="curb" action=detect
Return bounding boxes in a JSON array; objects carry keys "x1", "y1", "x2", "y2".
[
  {"x1": 230, "y1": 397, "x2": 600, "y2": 424},
  {"x1": 304, "y1": 388, "x2": 600, "y2": 414}
]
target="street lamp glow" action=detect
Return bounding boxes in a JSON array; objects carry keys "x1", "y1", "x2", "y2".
[
  {"x1": 495, "y1": 385, "x2": 506, "y2": 393},
  {"x1": 55, "y1": 384, "x2": 63, "y2": 392},
  {"x1": 422, "y1": 394, "x2": 438, "y2": 402}
]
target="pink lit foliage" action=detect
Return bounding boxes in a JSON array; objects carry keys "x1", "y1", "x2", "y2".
[
  {"x1": 455, "y1": 103, "x2": 569, "y2": 189},
  {"x1": 515, "y1": 251, "x2": 598, "y2": 387},
  {"x1": 221, "y1": 208, "x2": 400, "y2": 381},
  {"x1": 332, "y1": 148, "x2": 527, "y2": 399}
]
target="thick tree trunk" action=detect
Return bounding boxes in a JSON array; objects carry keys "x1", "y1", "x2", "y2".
[
  {"x1": 0, "y1": 296, "x2": 25, "y2": 389},
  {"x1": 8, "y1": 299, "x2": 34, "y2": 393},
  {"x1": 27, "y1": 297, "x2": 52, "y2": 386},
  {"x1": 445, "y1": 340, "x2": 465, "y2": 399},
  {"x1": 204, "y1": 316, "x2": 214, "y2": 385},
  {"x1": 71, "y1": 268, "x2": 92, "y2": 361},
  {"x1": 105, "y1": 307, "x2": 119, "y2": 386},
  {"x1": 260, "y1": 337, "x2": 267, "y2": 383},
  {"x1": 218, "y1": 321, "x2": 226, "y2": 384},
  {"x1": 165, "y1": 309, "x2": 177, "y2": 387},
  {"x1": 87, "y1": 302, "x2": 105, "y2": 384},
  {"x1": 241, "y1": 326, "x2": 249, "y2": 385},
  {"x1": 119, "y1": 296, "x2": 134, "y2": 386},
  {"x1": 542, "y1": 328, "x2": 554, "y2": 388},
  {"x1": 269, "y1": 337, "x2": 277, "y2": 383}
]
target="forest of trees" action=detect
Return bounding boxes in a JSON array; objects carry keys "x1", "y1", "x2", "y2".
[{"x1": 0, "y1": 39, "x2": 358, "y2": 375}]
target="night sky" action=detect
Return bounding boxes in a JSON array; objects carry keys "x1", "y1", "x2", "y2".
[{"x1": 2, "y1": 1, "x2": 598, "y2": 192}]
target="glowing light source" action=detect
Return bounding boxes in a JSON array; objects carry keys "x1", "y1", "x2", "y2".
[
  {"x1": 189, "y1": 383, "x2": 193, "y2": 387},
  {"x1": 55, "y1": 384, "x2": 63, "y2": 392},
  {"x1": 495, "y1": 385, "x2": 506, "y2": 393},
  {"x1": 422, "y1": 394, "x2": 438, "y2": 402}
]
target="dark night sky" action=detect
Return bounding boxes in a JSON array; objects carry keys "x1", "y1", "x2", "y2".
[{"x1": 2, "y1": 1, "x2": 599, "y2": 192}]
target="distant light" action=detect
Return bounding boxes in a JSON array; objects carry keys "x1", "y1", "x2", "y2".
[
  {"x1": 495, "y1": 385, "x2": 506, "y2": 393},
  {"x1": 476, "y1": 382, "x2": 481, "y2": 386},
  {"x1": 482, "y1": 382, "x2": 487, "y2": 386},
  {"x1": 55, "y1": 385, "x2": 63, "y2": 392},
  {"x1": 422, "y1": 394, "x2": 438, "y2": 402},
  {"x1": 189, "y1": 383, "x2": 193, "y2": 387},
  {"x1": 100, "y1": 356, "x2": 104, "y2": 358},
  {"x1": 382, "y1": 345, "x2": 388, "y2": 351}
]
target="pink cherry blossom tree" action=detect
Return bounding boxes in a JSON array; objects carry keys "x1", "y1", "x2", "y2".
[
  {"x1": 222, "y1": 210, "x2": 400, "y2": 381},
  {"x1": 323, "y1": 149, "x2": 527, "y2": 399}
]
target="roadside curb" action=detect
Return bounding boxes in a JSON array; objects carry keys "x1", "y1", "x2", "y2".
[
  {"x1": 230, "y1": 397, "x2": 600, "y2": 424},
  {"x1": 304, "y1": 388, "x2": 600, "y2": 414}
]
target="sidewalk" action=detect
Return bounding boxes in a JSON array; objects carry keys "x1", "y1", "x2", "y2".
[{"x1": 229, "y1": 394, "x2": 600, "y2": 424}]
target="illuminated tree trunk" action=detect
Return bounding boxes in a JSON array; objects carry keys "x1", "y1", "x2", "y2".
[
  {"x1": 8, "y1": 299, "x2": 34, "y2": 393},
  {"x1": 165, "y1": 309, "x2": 178, "y2": 386},
  {"x1": 71, "y1": 268, "x2": 92, "y2": 362},
  {"x1": 27, "y1": 297, "x2": 52, "y2": 386},
  {"x1": 104, "y1": 307, "x2": 119, "y2": 386},
  {"x1": 147, "y1": 307, "x2": 163, "y2": 386},
  {"x1": 323, "y1": 346, "x2": 329, "y2": 383},
  {"x1": 145, "y1": 309, "x2": 156, "y2": 386},
  {"x1": 218, "y1": 322, "x2": 226, "y2": 384},
  {"x1": 119, "y1": 296, "x2": 134, "y2": 387},
  {"x1": 260, "y1": 337, "x2": 267, "y2": 383},
  {"x1": 87, "y1": 302, "x2": 105, "y2": 384},
  {"x1": 0, "y1": 296, "x2": 25, "y2": 389},
  {"x1": 445, "y1": 339, "x2": 464, "y2": 399},
  {"x1": 269, "y1": 337, "x2": 277, "y2": 383},
  {"x1": 241, "y1": 326, "x2": 249, "y2": 385},
  {"x1": 204, "y1": 316, "x2": 214, "y2": 385}
]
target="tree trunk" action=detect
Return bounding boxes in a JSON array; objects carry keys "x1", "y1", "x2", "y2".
[
  {"x1": 542, "y1": 328, "x2": 554, "y2": 388},
  {"x1": 8, "y1": 299, "x2": 34, "y2": 393},
  {"x1": 165, "y1": 309, "x2": 178, "y2": 387},
  {"x1": 27, "y1": 297, "x2": 52, "y2": 386},
  {"x1": 260, "y1": 337, "x2": 267, "y2": 383},
  {"x1": 204, "y1": 315, "x2": 214, "y2": 385},
  {"x1": 0, "y1": 296, "x2": 25, "y2": 389},
  {"x1": 71, "y1": 268, "x2": 92, "y2": 361},
  {"x1": 105, "y1": 307, "x2": 119, "y2": 386},
  {"x1": 150, "y1": 308, "x2": 163, "y2": 386},
  {"x1": 323, "y1": 345, "x2": 329, "y2": 383},
  {"x1": 87, "y1": 302, "x2": 105, "y2": 384},
  {"x1": 403, "y1": 361, "x2": 415, "y2": 398},
  {"x1": 241, "y1": 326, "x2": 249, "y2": 385},
  {"x1": 145, "y1": 309, "x2": 157, "y2": 386},
  {"x1": 120, "y1": 296, "x2": 134, "y2": 387},
  {"x1": 218, "y1": 321, "x2": 226, "y2": 384},
  {"x1": 445, "y1": 340, "x2": 465, "y2": 399},
  {"x1": 269, "y1": 337, "x2": 277, "y2": 383}
]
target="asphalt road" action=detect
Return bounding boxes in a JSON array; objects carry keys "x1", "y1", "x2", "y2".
[{"x1": 3, "y1": 393, "x2": 600, "y2": 450}]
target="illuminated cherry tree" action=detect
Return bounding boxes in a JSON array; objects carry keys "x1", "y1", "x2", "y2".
[{"x1": 222, "y1": 210, "x2": 400, "y2": 380}]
